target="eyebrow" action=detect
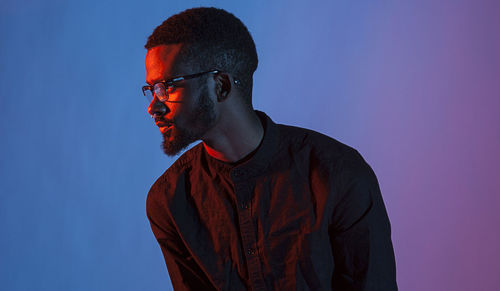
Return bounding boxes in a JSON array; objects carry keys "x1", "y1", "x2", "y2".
[
  {"x1": 145, "y1": 79, "x2": 157, "y2": 86},
  {"x1": 146, "y1": 75, "x2": 187, "y2": 86},
  {"x1": 145, "y1": 75, "x2": 168, "y2": 86}
]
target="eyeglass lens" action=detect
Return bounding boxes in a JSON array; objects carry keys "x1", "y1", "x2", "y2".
[
  {"x1": 154, "y1": 83, "x2": 168, "y2": 101},
  {"x1": 144, "y1": 83, "x2": 168, "y2": 103}
]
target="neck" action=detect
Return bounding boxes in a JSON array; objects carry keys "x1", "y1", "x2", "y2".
[{"x1": 202, "y1": 109, "x2": 264, "y2": 163}]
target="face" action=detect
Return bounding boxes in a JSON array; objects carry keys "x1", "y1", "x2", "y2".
[{"x1": 145, "y1": 45, "x2": 217, "y2": 156}]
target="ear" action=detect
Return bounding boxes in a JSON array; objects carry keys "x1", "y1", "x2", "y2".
[{"x1": 214, "y1": 72, "x2": 232, "y2": 102}]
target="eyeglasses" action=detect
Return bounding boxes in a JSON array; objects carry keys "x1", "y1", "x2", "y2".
[{"x1": 142, "y1": 69, "x2": 220, "y2": 103}]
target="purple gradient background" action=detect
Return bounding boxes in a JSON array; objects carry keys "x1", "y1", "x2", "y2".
[{"x1": 1, "y1": 1, "x2": 499, "y2": 290}]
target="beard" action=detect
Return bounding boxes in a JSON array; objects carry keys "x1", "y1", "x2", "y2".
[{"x1": 161, "y1": 85, "x2": 216, "y2": 156}]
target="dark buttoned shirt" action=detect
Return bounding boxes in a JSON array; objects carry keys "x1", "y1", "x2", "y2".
[{"x1": 146, "y1": 111, "x2": 397, "y2": 290}]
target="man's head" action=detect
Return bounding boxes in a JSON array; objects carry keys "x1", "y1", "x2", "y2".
[
  {"x1": 145, "y1": 7, "x2": 258, "y2": 104},
  {"x1": 144, "y1": 8, "x2": 258, "y2": 156}
]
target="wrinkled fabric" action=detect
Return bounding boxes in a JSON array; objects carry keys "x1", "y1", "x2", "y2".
[{"x1": 147, "y1": 111, "x2": 397, "y2": 291}]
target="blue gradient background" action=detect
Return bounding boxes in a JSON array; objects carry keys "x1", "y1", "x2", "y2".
[{"x1": 1, "y1": 1, "x2": 499, "y2": 290}]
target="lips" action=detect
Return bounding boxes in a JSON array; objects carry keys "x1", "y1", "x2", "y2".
[
  {"x1": 155, "y1": 119, "x2": 174, "y2": 133},
  {"x1": 160, "y1": 124, "x2": 173, "y2": 134}
]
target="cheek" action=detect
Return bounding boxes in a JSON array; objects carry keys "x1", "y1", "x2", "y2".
[
  {"x1": 166, "y1": 100, "x2": 186, "y2": 119},
  {"x1": 167, "y1": 89, "x2": 195, "y2": 116},
  {"x1": 167, "y1": 98, "x2": 194, "y2": 125},
  {"x1": 168, "y1": 102, "x2": 180, "y2": 113},
  {"x1": 167, "y1": 90, "x2": 182, "y2": 102}
]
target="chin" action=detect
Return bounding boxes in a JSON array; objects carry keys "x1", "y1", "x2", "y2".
[{"x1": 161, "y1": 128, "x2": 199, "y2": 156}]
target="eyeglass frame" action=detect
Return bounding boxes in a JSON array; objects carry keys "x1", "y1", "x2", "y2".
[{"x1": 142, "y1": 69, "x2": 240, "y2": 103}]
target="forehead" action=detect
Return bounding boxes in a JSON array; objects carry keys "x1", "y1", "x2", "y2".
[{"x1": 145, "y1": 44, "x2": 185, "y2": 84}]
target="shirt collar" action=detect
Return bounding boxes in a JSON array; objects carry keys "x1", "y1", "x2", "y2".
[{"x1": 201, "y1": 110, "x2": 280, "y2": 180}]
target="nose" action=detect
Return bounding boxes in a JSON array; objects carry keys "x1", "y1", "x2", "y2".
[{"x1": 147, "y1": 96, "x2": 169, "y2": 118}]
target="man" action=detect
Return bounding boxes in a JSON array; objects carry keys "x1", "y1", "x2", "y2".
[{"x1": 144, "y1": 7, "x2": 397, "y2": 291}]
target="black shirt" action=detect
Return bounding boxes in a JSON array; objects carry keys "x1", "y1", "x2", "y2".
[{"x1": 146, "y1": 111, "x2": 397, "y2": 290}]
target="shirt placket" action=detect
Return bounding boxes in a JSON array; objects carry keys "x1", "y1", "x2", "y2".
[{"x1": 231, "y1": 169, "x2": 266, "y2": 291}]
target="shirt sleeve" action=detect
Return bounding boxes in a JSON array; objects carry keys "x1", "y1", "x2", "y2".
[
  {"x1": 146, "y1": 184, "x2": 216, "y2": 291},
  {"x1": 329, "y1": 150, "x2": 398, "y2": 291}
]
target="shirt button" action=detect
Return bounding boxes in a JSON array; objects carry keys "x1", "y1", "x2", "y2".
[
  {"x1": 247, "y1": 248, "x2": 256, "y2": 255},
  {"x1": 241, "y1": 203, "x2": 249, "y2": 209}
]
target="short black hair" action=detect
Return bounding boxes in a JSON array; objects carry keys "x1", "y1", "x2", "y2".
[{"x1": 145, "y1": 7, "x2": 258, "y2": 104}]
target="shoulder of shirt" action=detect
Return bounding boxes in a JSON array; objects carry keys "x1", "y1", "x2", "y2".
[
  {"x1": 275, "y1": 123, "x2": 361, "y2": 161},
  {"x1": 274, "y1": 123, "x2": 374, "y2": 184}
]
